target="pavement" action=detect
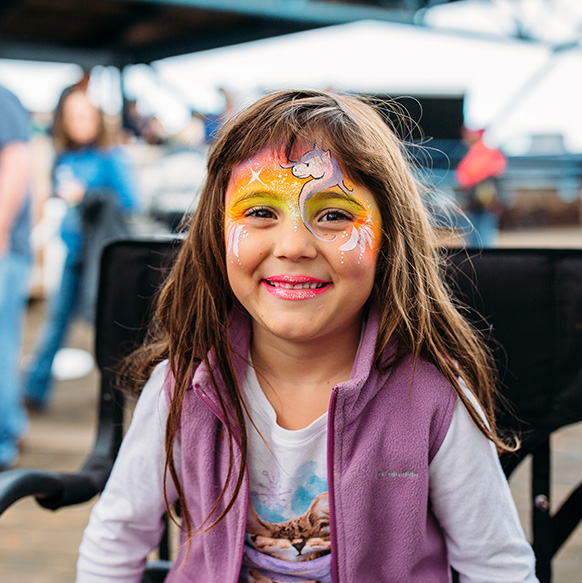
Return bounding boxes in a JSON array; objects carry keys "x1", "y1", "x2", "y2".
[{"x1": 1, "y1": 226, "x2": 581, "y2": 583}]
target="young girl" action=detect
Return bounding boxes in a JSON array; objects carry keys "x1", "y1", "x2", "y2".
[
  {"x1": 24, "y1": 87, "x2": 138, "y2": 409},
  {"x1": 76, "y1": 90, "x2": 538, "y2": 583}
]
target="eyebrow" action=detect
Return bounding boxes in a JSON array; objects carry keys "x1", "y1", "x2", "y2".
[
  {"x1": 231, "y1": 188, "x2": 367, "y2": 211},
  {"x1": 311, "y1": 190, "x2": 366, "y2": 210},
  {"x1": 231, "y1": 191, "x2": 287, "y2": 205}
]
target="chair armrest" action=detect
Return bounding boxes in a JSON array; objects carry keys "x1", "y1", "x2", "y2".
[
  {"x1": 143, "y1": 560, "x2": 172, "y2": 583},
  {"x1": 0, "y1": 468, "x2": 63, "y2": 514},
  {"x1": 0, "y1": 453, "x2": 113, "y2": 514},
  {"x1": 36, "y1": 453, "x2": 114, "y2": 511}
]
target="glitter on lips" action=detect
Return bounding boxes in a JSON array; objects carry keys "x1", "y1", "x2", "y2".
[{"x1": 261, "y1": 276, "x2": 331, "y2": 300}]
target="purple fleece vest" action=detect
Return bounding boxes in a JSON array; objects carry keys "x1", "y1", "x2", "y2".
[{"x1": 164, "y1": 299, "x2": 457, "y2": 582}]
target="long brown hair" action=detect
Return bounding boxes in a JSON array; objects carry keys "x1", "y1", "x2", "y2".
[{"x1": 127, "y1": 89, "x2": 514, "y2": 547}]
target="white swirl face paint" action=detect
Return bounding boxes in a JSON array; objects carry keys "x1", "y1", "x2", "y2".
[{"x1": 226, "y1": 222, "x2": 247, "y2": 259}]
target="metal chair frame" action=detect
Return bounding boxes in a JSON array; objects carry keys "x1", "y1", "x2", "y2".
[{"x1": 1, "y1": 238, "x2": 581, "y2": 583}]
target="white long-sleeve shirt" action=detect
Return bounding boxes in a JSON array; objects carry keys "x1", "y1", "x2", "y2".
[{"x1": 76, "y1": 361, "x2": 538, "y2": 582}]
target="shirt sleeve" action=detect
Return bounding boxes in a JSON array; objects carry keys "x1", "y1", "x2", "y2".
[
  {"x1": 0, "y1": 91, "x2": 30, "y2": 147},
  {"x1": 429, "y1": 388, "x2": 539, "y2": 583},
  {"x1": 76, "y1": 361, "x2": 178, "y2": 583},
  {"x1": 105, "y1": 147, "x2": 140, "y2": 213}
]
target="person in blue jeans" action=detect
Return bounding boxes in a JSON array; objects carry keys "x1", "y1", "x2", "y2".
[
  {"x1": 0, "y1": 84, "x2": 32, "y2": 470},
  {"x1": 24, "y1": 87, "x2": 139, "y2": 410}
]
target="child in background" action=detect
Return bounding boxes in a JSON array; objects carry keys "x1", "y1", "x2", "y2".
[
  {"x1": 76, "y1": 90, "x2": 537, "y2": 583},
  {"x1": 24, "y1": 88, "x2": 138, "y2": 410}
]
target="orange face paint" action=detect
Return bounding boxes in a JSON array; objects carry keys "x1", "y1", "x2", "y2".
[{"x1": 225, "y1": 146, "x2": 382, "y2": 260}]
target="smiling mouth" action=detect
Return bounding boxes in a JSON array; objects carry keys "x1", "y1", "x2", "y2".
[
  {"x1": 263, "y1": 280, "x2": 328, "y2": 290},
  {"x1": 261, "y1": 276, "x2": 331, "y2": 300}
]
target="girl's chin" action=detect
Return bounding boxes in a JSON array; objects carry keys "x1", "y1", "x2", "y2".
[{"x1": 254, "y1": 317, "x2": 328, "y2": 345}]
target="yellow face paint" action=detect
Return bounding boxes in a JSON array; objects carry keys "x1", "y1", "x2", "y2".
[{"x1": 224, "y1": 146, "x2": 382, "y2": 259}]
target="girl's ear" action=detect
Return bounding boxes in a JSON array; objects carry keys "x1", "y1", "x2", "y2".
[{"x1": 323, "y1": 150, "x2": 332, "y2": 161}]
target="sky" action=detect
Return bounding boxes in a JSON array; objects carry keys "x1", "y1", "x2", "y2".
[{"x1": 1, "y1": 0, "x2": 581, "y2": 151}]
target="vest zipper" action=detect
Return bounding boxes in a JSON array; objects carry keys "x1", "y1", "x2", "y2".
[
  {"x1": 194, "y1": 383, "x2": 248, "y2": 582},
  {"x1": 193, "y1": 383, "x2": 225, "y2": 423},
  {"x1": 328, "y1": 387, "x2": 339, "y2": 583}
]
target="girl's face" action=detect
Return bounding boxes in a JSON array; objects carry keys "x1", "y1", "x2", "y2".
[
  {"x1": 62, "y1": 91, "x2": 101, "y2": 145},
  {"x1": 224, "y1": 146, "x2": 382, "y2": 346}
]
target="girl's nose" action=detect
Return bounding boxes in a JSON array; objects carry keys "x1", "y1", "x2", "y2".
[{"x1": 273, "y1": 219, "x2": 318, "y2": 261}]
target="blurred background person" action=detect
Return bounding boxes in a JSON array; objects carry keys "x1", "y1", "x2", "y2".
[
  {"x1": 122, "y1": 98, "x2": 167, "y2": 145},
  {"x1": 24, "y1": 87, "x2": 139, "y2": 411},
  {"x1": 455, "y1": 127, "x2": 507, "y2": 248},
  {"x1": 188, "y1": 86, "x2": 240, "y2": 145},
  {"x1": 0, "y1": 83, "x2": 32, "y2": 470}
]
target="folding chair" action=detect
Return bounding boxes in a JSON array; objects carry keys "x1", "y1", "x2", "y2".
[
  {"x1": 1, "y1": 239, "x2": 581, "y2": 583},
  {"x1": 0, "y1": 235, "x2": 181, "y2": 583},
  {"x1": 447, "y1": 248, "x2": 582, "y2": 583}
]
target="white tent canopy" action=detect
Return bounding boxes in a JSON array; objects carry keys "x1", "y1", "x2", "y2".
[
  {"x1": 2, "y1": 16, "x2": 581, "y2": 152},
  {"x1": 155, "y1": 19, "x2": 582, "y2": 151}
]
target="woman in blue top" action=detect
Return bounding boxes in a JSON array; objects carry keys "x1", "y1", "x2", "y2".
[{"x1": 25, "y1": 87, "x2": 139, "y2": 410}]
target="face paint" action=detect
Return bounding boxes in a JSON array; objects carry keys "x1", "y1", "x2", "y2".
[
  {"x1": 224, "y1": 145, "x2": 382, "y2": 347},
  {"x1": 226, "y1": 222, "x2": 248, "y2": 259},
  {"x1": 303, "y1": 189, "x2": 379, "y2": 258},
  {"x1": 281, "y1": 146, "x2": 356, "y2": 241},
  {"x1": 226, "y1": 151, "x2": 293, "y2": 261},
  {"x1": 225, "y1": 145, "x2": 381, "y2": 260}
]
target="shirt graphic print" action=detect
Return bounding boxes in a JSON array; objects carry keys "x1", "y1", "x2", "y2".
[{"x1": 240, "y1": 365, "x2": 331, "y2": 583}]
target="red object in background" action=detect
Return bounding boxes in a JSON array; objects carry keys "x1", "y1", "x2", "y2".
[{"x1": 456, "y1": 140, "x2": 507, "y2": 189}]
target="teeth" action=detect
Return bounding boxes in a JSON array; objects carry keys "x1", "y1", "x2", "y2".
[{"x1": 267, "y1": 281, "x2": 325, "y2": 289}]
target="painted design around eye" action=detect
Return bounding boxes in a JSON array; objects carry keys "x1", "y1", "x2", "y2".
[
  {"x1": 338, "y1": 220, "x2": 376, "y2": 253},
  {"x1": 224, "y1": 146, "x2": 382, "y2": 262},
  {"x1": 281, "y1": 146, "x2": 353, "y2": 241}
]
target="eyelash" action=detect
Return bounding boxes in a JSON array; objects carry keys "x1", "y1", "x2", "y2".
[
  {"x1": 318, "y1": 209, "x2": 353, "y2": 222},
  {"x1": 243, "y1": 206, "x2": 353, "y2": 222},
  {"x1": 245, "y1": 207, "x2": 276, "y2": 219}
]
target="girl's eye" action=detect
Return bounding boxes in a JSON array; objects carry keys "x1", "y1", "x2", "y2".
[
  {"x1": 245, "y1": 207, "x2": 276, "y2": 220},
  {"x1": 318, "y1": 209, "x2": 352, "y2": 222}
]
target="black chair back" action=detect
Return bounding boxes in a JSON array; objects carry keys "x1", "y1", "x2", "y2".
[
  {"x1": 448, "y1": 248, "x2": 582, "y2": 583},
  {"x1": 1, "y1": 239, "x2": 581, "y2": 583}
]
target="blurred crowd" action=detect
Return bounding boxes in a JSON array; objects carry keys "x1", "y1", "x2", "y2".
[
  {"x1": 0, "y1": 69, "x2": 543, "y2": 470},
  {"x1": 0, "y1": 73, "x2": 250, "y2": 470},
  {"x1": 1, "y1": 76, "x2": 139, "y2": 468}
]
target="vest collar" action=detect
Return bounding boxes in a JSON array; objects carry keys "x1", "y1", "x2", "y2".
[{"x1": 191, "y1": 293, "x2": 397, "y2": 426}]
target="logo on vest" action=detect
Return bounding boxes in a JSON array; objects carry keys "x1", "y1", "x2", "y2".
[{"x1": 375, "y1": 469, "x2": 419, "y2": 479}]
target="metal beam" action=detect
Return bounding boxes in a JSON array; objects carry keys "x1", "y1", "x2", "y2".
[
  {"x1": 0, "y1": 40, "x2": 124, "y2": 68},
  {"x1": 0, "y1": 0, "x2": 422, "y2": 67},
  {"x1": 128, "y1": 18, "x2": 330, "y2": 64},
  {"x1": 122, "y1": 0, "x2": 415, "y2": 25},
  {"x1": 0, "y1": 0, "x2": 23, "y2": 21}
]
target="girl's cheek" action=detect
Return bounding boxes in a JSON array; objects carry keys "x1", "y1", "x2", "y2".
[
  {"x1": 334, "y1": 216, "x2": 380, "y2": 264},
  {"x1": 335, "y1": 245, "x2": 378, "y2": 273}
]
